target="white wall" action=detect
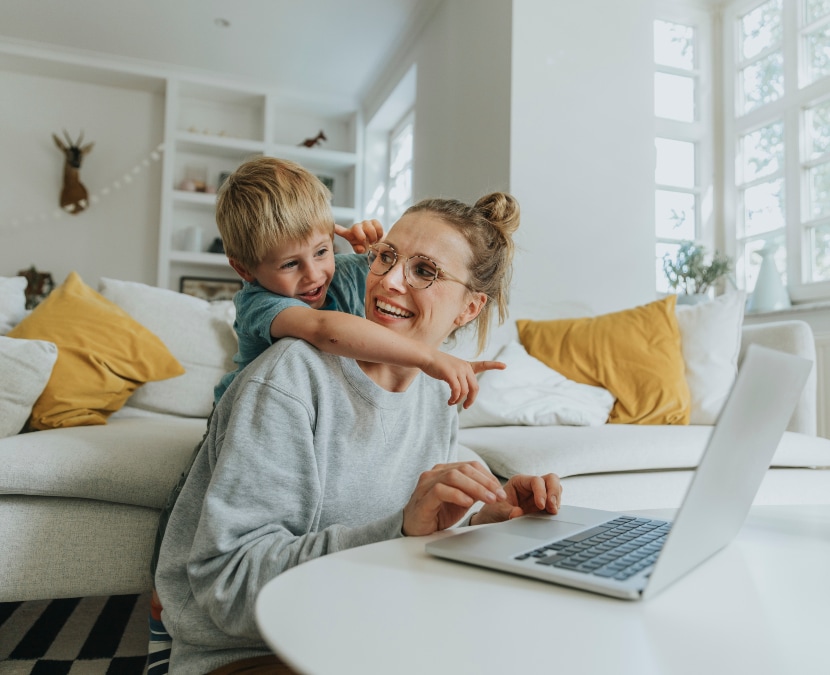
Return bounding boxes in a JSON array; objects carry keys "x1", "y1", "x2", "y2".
[
  {"x1": 1, "y1": 0, "x2": 658, "y2": 316},
  {"x1": 368, "y1": 0, "x2": 657, "y2": 317},
  {"x1": 366, "y1": 0, "x2": 512, "y2": 205},
  {"x1": 0, "y1": 69, "x2": 163, "y2": 287},
  {"x1": 509, "y1": 0, "x2": 657, "y2": 316},
  {"x1": 411, "y1": 0, "x2": 513, "y2": 202}
]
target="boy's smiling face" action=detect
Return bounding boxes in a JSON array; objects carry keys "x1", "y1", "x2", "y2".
[{"x1": 232, "y1": 231, "x2": 336, "y2": 309}]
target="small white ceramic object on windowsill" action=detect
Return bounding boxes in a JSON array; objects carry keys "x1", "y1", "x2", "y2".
[{"x1": 746, "y1": 245, "x2": 791, "y2": 313}]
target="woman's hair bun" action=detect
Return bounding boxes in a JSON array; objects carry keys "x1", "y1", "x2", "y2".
[{"x1": 474, "y1": 192, "x2": 520, "y2": 236}]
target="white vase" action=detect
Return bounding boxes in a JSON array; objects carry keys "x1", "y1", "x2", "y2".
[
  {"x1": 675, "y1": 293, "x2": 710, "y2": 305},
  {"x1": 746, "y1": 246, "x2": 790, "y2": 313},
  {"x1": 183, "y1": 226, "x2": 203, "y2": 252}
]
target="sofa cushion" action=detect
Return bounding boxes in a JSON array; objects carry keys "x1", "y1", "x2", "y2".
[
  {"x1": 458, "y1": 425, "x2": 830, "y2": 479},
  {"x1": 0, "y1": 337, "x2": 58, "y2": 438},
  {"x1": 517, "y1": 296, "x2": 690, "y2": 425},
  {"x1": 0, "y1": 276, "x2": 28, "y2": 334},
  {"x1": 99, "y1": 277, "x2": 237, "y2": 418},
  {"x1": 676, "y1": 291, "x2": 745, "y2": 424},
  {"x1": 459, "y1": 340, "x2": 615, "y2": 428},
  {"x1": 0, "y1": 417, "x2": 206, "y2": 508},
  {"x1": 7, "y1": 272, "x2": 185, "y2": 430}
]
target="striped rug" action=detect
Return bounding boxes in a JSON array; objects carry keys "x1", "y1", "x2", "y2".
[{"x1": 0, "y1": 593, "x2": 150, "y2": 674}]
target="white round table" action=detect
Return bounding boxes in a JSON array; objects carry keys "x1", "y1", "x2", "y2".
[{"x1": 256, "y1": 505, "x2": 830, "y2": 675}]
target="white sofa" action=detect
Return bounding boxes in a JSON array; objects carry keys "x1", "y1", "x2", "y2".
[
  {"x1": 452, "y1": 295, "x2": 830, "y2": 511},
  {"x1": 0, "y1": 275, "x2": 235, "y2": 602},
  {"x1": 1, "y1": 277, "x2": 828, "y2": 603}
]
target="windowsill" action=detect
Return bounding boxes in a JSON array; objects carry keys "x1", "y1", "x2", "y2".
[{"x1": 744, "y1": 299, "x2": 830, "y2": 320}]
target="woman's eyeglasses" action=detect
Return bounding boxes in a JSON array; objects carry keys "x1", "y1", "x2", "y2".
[{"x1": 367, "y1": 242, "x2": 471, "y2": 290}]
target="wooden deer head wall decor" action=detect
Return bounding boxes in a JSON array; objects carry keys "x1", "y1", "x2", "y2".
[{"x1": 52, "y1": 130, "x2": 94, "y2": 214}]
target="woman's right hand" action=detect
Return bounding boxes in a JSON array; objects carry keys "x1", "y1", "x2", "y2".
[{"x1": 402, "y1": 461, "x2": 507, "y2": 536}]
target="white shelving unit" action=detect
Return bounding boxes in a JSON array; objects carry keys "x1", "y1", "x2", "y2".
[
  {"x1": 0, "y1": 41, "x2": 363, "y2": 293},
  {"x1": 157, "y1": 77, "x2": 363, "y2": 291}
]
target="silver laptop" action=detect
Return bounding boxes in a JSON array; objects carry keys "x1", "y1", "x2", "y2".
[{"x1": 426, "y1": 344, "x2": 811, "y2": 600}]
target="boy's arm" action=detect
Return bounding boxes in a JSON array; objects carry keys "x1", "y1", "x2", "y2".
[{"x1": 271, "y1": 306, "x2": 504, "y2": 408}]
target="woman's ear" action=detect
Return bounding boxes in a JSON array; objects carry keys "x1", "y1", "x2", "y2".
[
  {"x1": 228, "y1": 259, "x2": 255, "y2": 283},
  {"x1": 454, "y1": 292, "x2": 488, "y2": 328}
]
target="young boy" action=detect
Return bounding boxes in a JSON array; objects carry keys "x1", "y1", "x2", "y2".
[
  {"x1": 147, "y1": 156, "x2": 503, "y2": 675},
  {"x1": 213, "y1": 156, "x2": 496, "y2": 406}
]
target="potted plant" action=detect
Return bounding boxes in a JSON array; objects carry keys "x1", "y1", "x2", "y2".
[{"x1": 662, "y1": 241, "x2": 732, "y2": 303}]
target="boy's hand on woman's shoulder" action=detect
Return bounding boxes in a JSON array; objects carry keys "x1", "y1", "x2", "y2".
[{"x1": 335, "y1": 220, "x2": 384, "y2": 254}]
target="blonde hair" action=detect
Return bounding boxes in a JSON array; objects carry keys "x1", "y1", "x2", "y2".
[
  {"x1": 404, "y1": 192, "x2": 520, "y2": 354},
  {"x1": 216, "y1": 156, "x2": 334, "y2": 271}
]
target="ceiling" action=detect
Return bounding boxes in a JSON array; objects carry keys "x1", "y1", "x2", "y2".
[{"x1": 1, "y1": 0, "x2": 435, "y2": 101}]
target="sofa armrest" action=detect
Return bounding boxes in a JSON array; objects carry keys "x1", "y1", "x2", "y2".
[{"x1": 739, "y1": 320, "x2": 817, "y2": 435}]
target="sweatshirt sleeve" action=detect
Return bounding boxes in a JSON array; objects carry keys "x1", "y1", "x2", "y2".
[{"x1": 185, "y1": 375, "x2": 404, "y2": 639}]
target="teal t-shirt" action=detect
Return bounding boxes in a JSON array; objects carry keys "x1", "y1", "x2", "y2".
[{"x1": 213, "y1": 253, "x2": 368, "y2": 402}]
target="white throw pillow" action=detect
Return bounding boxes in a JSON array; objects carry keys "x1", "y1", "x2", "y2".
[
  {"x1": 675, "y1": 291, "x2": 746, "y2": 425},
  {"x1": 0, "y1": 276, "x2": 28, "y2": 335},
  {"x1": 98, "y1": 278, "x2": 237, "y2": 418},
  {"x1": 0, "y1": 336, "x2": 58, "y2": 437},
  {"x1": 459, "y1": 340, "x2": 615, "y2": 428}
]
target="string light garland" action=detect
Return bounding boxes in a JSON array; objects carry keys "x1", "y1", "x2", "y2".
[{"x1": 5, "y1": 142, "x2": 165, "y2": 231}]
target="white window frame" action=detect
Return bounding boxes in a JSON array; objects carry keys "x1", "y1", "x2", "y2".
[
  {"x1": 654, "y1": 3, "x2": 716, "y2": 292},
  {"x1": 723, "y1": 0, "x2": 830, "y2": 303},
  {"x1": 363, "y1": 65, "x2": 416, "y2": 226},
  {"x1": 385, "y1": 109, "x2": 415, "y2": 224}
]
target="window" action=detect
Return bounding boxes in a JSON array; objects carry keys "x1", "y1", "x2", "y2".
[
  {"x1": 363, "y1": 66, "x2": 416, "y2": 227},
  {"x1": 386, "y1": 111, "x2": 414, "y2": 224},
  {"x1": 364, "y1": 109, "x2": 414, "y2": 223},
  {"x1": 653, "y1": 10, "x2": 713, "y2": 293},
  {"x1": 724, "y1": 0, "x2": 830, "y2": 302}
]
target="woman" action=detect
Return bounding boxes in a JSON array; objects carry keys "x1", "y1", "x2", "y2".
[{"x1": 155, "y1": 192, "x2": 562, "y2": 674}]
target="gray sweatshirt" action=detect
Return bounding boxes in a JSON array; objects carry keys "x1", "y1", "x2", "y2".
[{"x1": 155, "y1": 337, "x2": 458, "y2": 674}]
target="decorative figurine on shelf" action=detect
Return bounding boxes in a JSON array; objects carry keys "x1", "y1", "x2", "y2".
[
  {"x1": 299, "y1": 130, "x2": 327, "y2": 148},
  {"x1": 17, "y1": 265, "x2": 55, "y2": 309},
  {"x1": 207, "y1": 237, "x2": 225, "y2": 254},
  {"x1": 52, "y1": 130, "x2": 94, "y2": 214},
  {"x1": 316, "y1": 174, "x2": 335, "y2": 199},
  {"x1": 178, "y1": 164, "x2": 208, "y2": 192}
]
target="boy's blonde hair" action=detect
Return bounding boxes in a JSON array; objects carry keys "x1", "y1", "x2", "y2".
[{"x1": 216, "y1": 156, "x2": 334, "y2": 271}]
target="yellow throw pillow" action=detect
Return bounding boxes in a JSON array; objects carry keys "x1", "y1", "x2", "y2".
[
  {"x1": 516, "y1": 296, "x2": 690, "y2": 425},
  {"x1": 7, "y1": 271, "x2": 184, "y2": 430}
]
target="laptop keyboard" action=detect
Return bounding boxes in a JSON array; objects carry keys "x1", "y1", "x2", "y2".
[{"x1": 514, "y1": 515, "x2": 671, "y2": 581}]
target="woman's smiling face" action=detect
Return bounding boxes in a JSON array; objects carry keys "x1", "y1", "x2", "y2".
[{"x1": 365, "y1": 212, "x2": 486, "y2": 349}]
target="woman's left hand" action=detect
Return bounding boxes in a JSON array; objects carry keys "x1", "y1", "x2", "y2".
[{"x1": 472, "y1": 473, "x2": 562, "y2": 525}]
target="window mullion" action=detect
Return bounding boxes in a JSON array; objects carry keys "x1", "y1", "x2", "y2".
[
  {"x1": 735, "y1": 42, "x2": 781, "y2": 70},
  {"x1": 801, "y1": 11, "x2": 830, "y2": 35},
  {"x1": 655, "y1": 117, "x2": 706, "y2": 140},
  {"x1": 655, "y1": 184, "x2": 701, "y2": 196},
  {"x1": 738, "y1": 169, "x2": 784, "y2": 191},
  {"x1": 656, "y1": 64, "x2": 702, "y2": 78},
  {"x1": 784, "y1": 101, "x2": 802, "y2": 288}
]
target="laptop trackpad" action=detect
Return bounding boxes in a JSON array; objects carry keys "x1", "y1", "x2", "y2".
[{"x1": 494, "y1": 516, "x2": 587, "y2": 541}]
